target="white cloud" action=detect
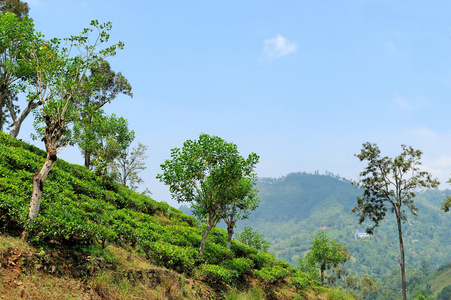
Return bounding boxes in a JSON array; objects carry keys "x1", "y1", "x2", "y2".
[{"x1": 262, "y1": 35, "x2": 297, "y2": 60}]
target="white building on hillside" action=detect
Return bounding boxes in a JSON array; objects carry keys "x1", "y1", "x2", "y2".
[{"x1": 354, "y1": 229, "x2": 370, "y2": 240}]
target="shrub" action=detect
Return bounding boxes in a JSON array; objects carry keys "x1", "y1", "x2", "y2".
[
  {"x1": 148, "y1": 241, "x2": 196, "y2": 274},
  {"x1": 230, "y1": 240, "x2": 258, "y2": 258},
  {"x1": 201, "y1": 242, "x2": 233, "y2": 265},
  {"x1": 200, "y1": 264, "x2": 238, "y2": 284},
  {"x1": 250, "y1": 252, "x2": 276, "y2": 269},
  {"x1": 254, "y1": 265, "x2": 290, "y2": 284},
  {"x1": 291, "y1": 272, "x2": 313, "y2": 290},
  {"x1": 221, "y1": 257, "x2": 254, "y2": 277}
]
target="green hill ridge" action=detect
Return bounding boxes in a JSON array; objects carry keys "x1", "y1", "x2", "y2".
[{"x1": 231, "y1": 172, "x2": 451, "y2": 299}]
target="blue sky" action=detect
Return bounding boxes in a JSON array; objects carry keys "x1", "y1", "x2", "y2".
[{"x1": 18, "y1": 0, "x2": 451, "y2": 207}]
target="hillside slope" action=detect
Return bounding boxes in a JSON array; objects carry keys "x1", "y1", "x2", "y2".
[
  {"x1": 0, "y1": 132, "x2": 336, "y2": 299},
  {"x1": 235, "y1": 172, "x2": 451, "y2": 280}
]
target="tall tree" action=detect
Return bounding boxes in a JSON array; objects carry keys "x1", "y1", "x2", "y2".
[
  {"x1": 157, "y1": 133, "x2": 259, "y2": 254},
  {"x1": 352, "y1": 143, "x2": 439, "y2": 300},
  {"x1": 78, "y1": 58, "x2": 132, "y2": 168},
  {"x1": 23, "y1": 20, "x2": 124, "y2": 240},
  {"x1": 0, "y1": 11, "x2": 42, "y2": 136}
]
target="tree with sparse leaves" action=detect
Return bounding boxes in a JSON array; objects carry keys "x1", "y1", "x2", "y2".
[
  {"x1": 157, "y1": 133, "x2": 259, "y2": 254},
  {"x1": 113, "y1": 142, "x2": 148, "y2": 190},
  {"x1": 23, "y1": 20, "x2": 125, "y2": 240},
  {"x1": 352, "y1": 143, "x2": 439, "y2": 300}
]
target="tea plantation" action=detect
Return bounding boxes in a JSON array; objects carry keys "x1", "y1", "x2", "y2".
[{"x1": 0, "y1": 132, "x2": 339, "y2": 299}]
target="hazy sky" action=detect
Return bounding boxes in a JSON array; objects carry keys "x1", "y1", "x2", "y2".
[{"x1": 18, "y1": 0, "x2": 451, "y2": 207}]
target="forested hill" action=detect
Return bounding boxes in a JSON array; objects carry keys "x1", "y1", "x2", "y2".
[
  {"x1": 249, "y1": 172, "x2": 359, "y2": 224},
  {"x1": 235, "y1": 172, "x2": 451, "y2": 280}
]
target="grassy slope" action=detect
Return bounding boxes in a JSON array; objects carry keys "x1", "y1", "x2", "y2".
[{"x1": 0, "y1": 132, "x2": 341, "y2": 299}]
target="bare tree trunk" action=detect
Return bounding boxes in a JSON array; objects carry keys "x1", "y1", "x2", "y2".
[
  {"x1": 321, "y1": 264, "x2": 325, "y2": 286},
  {"x1": 84, "y1": 152, "x2": 91, "y2": 168},
  {"x1": 226, "y1": 221, "x2": 235, "y2": 249},
  {"x1": 199, "y1": 214, "x2": 219, "y2": 254},
  {"x1": 396, "y1": 216, "x2": 407, "y2": 300},
  {"x1": 21, "y1": 150, "x2": 57, "y2": 241}
]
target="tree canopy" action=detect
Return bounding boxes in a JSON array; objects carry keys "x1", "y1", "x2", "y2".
[
  {"x1": 301, "y1": 231, "x2": 347, "y2": 286},
  {"x1": 352, "y1": 142, "x2": 439, "y2": 300},
  {"x1": 157, "y1": 133, "x2": 259, "y2": 253},
  {"x1": 23, "y1": 19, "x2": 125, "y2": 240}
]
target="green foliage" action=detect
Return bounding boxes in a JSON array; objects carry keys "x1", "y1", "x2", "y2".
[
  {"x1": 250, "y1": 252, "x2": 276, "y2": 269},
  {"x1": 147, "y1": 241, "x2": 196, "y2": 274},
  {"x1": 254, "y1": 265, "x2": 290, "y2": 284},
  {"x1": 0, "y1": 131, "x2": 312, "y2": 294},
  {"x1": 291, "y1": 271, "x2": 313, "y2": 290},
  {"x1": 157, "y1": 133, "x2": 259, "y2": 253},
  {"x1": 441, "y1": 195, "x2": 451, "y2": 212},
  {"x1": 200, "y1": 264, "x2": 239, "y2": 284},
  {"x1": 326, "y1": 287, "x2": 356, "y2": 300},
  {"x1": 352, "y1": 143, "x2": 439, "y2": 300},
  {"x1": 303, "y1": 231, "x2": 346, "y2": 285},
  {"x1": 235, "y1": 226, "x2": 270, "y2": 252},
  {"x1": 221, "y1": 257, "x2": 254, "y2": 276},
  {"x1": 437, "y1": 285, "x2": 451, "y2": 300},
  {"x1": 230, "y1": 239, "x2": 258, "y2": 258}
]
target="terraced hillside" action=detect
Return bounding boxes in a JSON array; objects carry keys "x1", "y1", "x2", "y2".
[{"x1": 0, "y1": 132, "x2": 343, "y2": 299}]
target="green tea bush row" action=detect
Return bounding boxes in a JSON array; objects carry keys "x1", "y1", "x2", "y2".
[
  {"x1": 147, "y1": 241, "x2": 197, "y2": 274},
  {"x1": 250, "y1": 252, "x2": 276, "y2": 269},
  {"x1": 254, "y1": 265, "x2": 290, "y2": 284},
  {"x1": 200, "y1": 264, "x2": 239, "y2": 284},
  {"x1": 221, "y1": 257, "x2": 254, "y2": 276}
]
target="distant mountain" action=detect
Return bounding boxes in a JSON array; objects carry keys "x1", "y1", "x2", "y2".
[{"x1": 233, "y1": 172, "x2": 451, "y2": 280}]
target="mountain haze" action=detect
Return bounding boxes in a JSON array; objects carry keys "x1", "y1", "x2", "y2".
[{"x1": 232, "y1": 172, "x2": 451, "y2": 279}]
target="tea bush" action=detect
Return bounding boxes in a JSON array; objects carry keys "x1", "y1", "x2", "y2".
[
  {"x1": 254, "y1": 265, "x2": 290, "y2": 284},
  {"x1": 200, "y1": 264, "x2": 239, "y2": 284},
  {"x1": 250, "y1": 252, "x2": 276, "y2": 269}
]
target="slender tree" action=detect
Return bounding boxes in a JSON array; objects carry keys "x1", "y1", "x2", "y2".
[
  {"x1": 113, "y1": 142, "x2": 148, "y2": 190},
  {"x1": 23, "y1": 20, "x2": 124, "y2": 240},
  {"x1": 352, "y1": 142, "x2": 439, "y2": 300},
  {"x1": 157, "y1": 133, "x2": 259, "y2": 254}
]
